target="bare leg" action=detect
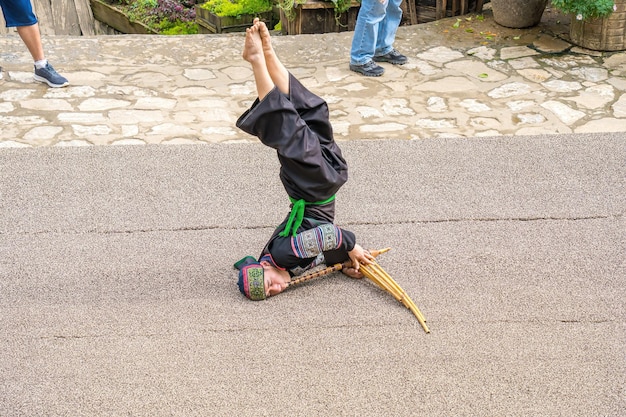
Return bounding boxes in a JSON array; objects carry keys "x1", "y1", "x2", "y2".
[
  {"x1": 242, "y1": 19, "x2": 274, "y2": 100},
  {"x1": 257, "y1": 20, "x2": 289, "y2": 95},
  {"x1": 16, "y1": 24, "x2": 45, "y2": 62}
]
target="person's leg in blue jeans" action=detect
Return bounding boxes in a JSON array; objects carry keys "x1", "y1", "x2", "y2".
[
  {"x1": 372, "y1": 0, "x2": 407, "y2": 65},
  {"x1": 349, "y1": 0, "x2": 387, "y2": 77},
  {"x1": 349, "y1": 0, "x2": 407, "y2": 76},
  {"x1": 375, "y1": 0, "x2": 403, "y2": 56}
]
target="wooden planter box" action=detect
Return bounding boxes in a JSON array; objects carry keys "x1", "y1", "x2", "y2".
[
  {"x1": 569, "y1": 0, "x2": 626, "y2": 51},
  {"x1": 415, "y1": 0, "x2": 483, "y2": 23},
  {"x1": 195, "y1": 5, "x2": 274, "y2": 33},
  {"x1": 280, "y1": 0, "x2": 360, "y2": 35},
  {"x1": 89, "y1": 0, "x2": 158, "y2": 34}
]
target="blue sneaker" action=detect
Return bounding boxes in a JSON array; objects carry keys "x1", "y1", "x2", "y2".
[{"x1": 33, "y1": 63, "x2": 69, "y2": 88}]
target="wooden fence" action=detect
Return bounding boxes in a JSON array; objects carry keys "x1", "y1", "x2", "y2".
[{"x1": 0, "y1": 0, "x2": 112, "y2": 35}]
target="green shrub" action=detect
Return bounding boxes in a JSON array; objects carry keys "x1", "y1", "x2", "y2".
[
  {"x1": 551, "y1": 0, "x2": 617, "y2": 20},
  {"x1": 157, "y1": 19, "x2": 199, "y2": 34},
  {"x1": 201, "y1": 0, "x2": 272, "y2": 17}
]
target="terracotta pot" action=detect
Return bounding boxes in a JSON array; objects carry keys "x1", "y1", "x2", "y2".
[{"x1": 491, "y1": 0, "x2": 549, "y2": 29}]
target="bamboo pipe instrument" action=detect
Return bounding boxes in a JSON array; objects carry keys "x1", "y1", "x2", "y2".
[
  {"x1": 287, "y1": 247, "x2": 391, "y2": 287},
  {"x1": 361, "y1": 265, "x2": 403, "y2": 301},
  {"x1": 287, "y1": 262, "x2": 346, "y2": 287},
  {"x1": 360, "y1": 261, "x2": 430, "y2": 333},
  {"x1": 375, "y1": 264, "x2": 428, "y2": 326},
  {"x1": 285, "y1": 247, "x2": 429, "y2": 333},
  {"x1": 368, "y1": 247, "x2": 391, "y2": 258},
  {"x1": 368, "y1": 262, "x2": 426, "y2": 323}
]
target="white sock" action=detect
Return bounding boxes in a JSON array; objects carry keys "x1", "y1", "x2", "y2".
[{"x1": 34, "y1": 59, "x2": 48, "y2": 69}]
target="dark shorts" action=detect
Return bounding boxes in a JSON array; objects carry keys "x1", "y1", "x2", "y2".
[{"x1": 0, "y1": 0, "x2": 38, "y2": 28}]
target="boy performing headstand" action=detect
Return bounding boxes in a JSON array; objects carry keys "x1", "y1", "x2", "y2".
[{"x1": 235, "y1": 19, "x2": 373, "y2": 301}]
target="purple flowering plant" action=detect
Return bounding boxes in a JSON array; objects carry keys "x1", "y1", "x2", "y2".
[
  {"x1": 112, "y1": 0, "x2": 200, "y2": 33},
  {"x1": 148, "y1": 0, "x2": 197, "y2": 22}
]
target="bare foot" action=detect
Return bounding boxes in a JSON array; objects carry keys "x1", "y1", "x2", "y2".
[
  {"x1": 242, "y1": 20, "x2": 265, "y2": 65},
  {"x1": 242, "y1": 18, "x2": 274, "y2": 100},
  {"x1": 342, "y1": 267, "x2": 364, "y2": 279},
  {"x1": 257, "y1": 20, "x2": 289, "y2": 94},
  {"x1": 257, "y1": 20, "x2": 275, "y2": 57}
]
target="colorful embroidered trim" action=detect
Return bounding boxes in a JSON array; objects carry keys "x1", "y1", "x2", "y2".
[
  {"x1": 239, "y1": 264, "x2": 266, "y2": 301},
  {"x1": 291, "y1": 223, "x2": 341, "y2": 259}
]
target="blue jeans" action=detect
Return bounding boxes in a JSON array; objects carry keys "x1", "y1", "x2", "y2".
[{"x1": 350, "y1": 0, "x2": 403, "y2": 65}]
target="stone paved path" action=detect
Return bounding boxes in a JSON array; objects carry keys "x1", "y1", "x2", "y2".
[{"x1": 1, "y1": 7, "x2": 625, "y2": 147}]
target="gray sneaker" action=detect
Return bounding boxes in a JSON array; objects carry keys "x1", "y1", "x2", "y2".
[
  {"x1": 373, "y1": 49, "x2": 408, "y2": 65},
  {"x1": 349, "y1": 60, "x2": 385, "y2": 77},
  {"x1": 33, "y1": 63, "x2": 69, "y2": 88}
]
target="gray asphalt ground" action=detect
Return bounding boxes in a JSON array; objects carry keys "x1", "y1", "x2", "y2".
[{"x1": 1, "y1": 132, "x2": 624, "y2": 416}]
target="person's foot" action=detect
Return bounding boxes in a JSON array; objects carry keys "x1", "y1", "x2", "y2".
[
  {"x1": 349, "y1": 60, "x2": 385, "y2": 77},
  {"x1": 373, "y1": 49, "x2": 408, "y2": 65},
  {"x1": 257, "y1": 19, "x2": 274, "y2": 57},
  {"x1": 33, "y1": 62, "x2": 69, "y2": 88},
  {"x1": 242, "y1": 19, "x2": 265, "y2": 65},
  {"x1": 256, "y1": 17, "x2": 289, "y2": 94}
]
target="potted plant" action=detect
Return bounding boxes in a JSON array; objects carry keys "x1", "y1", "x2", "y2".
[
  {"x1": 490, "y1": 0, "x2": 549, "y2": 28},
  {"x1": 195, "y1": 0, "x2": 274, "y2": 33},
  {"x1": 551, "y1": 0, "x2": 625, "y2": 51}
]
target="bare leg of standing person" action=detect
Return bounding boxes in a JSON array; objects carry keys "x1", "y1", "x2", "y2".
[
  {"x1": 16, "y1": 23, "x2": 45, "y2": 61},
  {"x1": 16, "y1": 23, "x2": 68, "y2": 88}
]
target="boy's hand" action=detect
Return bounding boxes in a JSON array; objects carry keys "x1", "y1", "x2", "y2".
[{"x1": 348, "y1": 244, "x2": 374, "y2": 272}]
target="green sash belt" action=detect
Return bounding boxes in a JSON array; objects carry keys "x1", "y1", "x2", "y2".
[{"x1": 279, "y1": 195, "x2": 336, "y2": 237}]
